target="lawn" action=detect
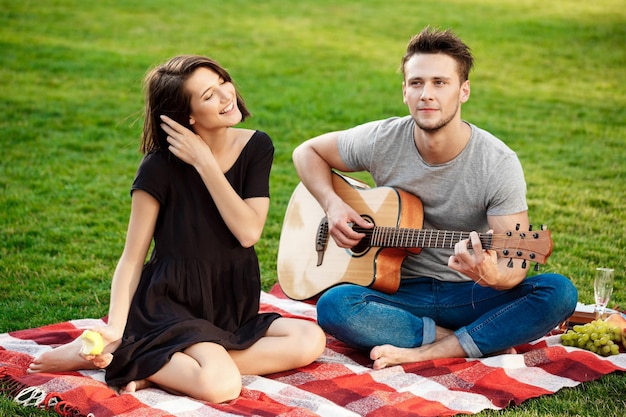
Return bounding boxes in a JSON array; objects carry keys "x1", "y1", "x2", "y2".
[{"x1": 1, "y1": 0, "x2": 625, "y2": 415}]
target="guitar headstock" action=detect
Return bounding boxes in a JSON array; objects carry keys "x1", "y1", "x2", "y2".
[{"x1": 489, "y1": 225, "x2": 553, "y2": 267}]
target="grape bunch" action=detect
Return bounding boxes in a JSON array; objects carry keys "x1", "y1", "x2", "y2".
[{"x1": 560, "y1": 320, "x2": 622, "y2": 356}]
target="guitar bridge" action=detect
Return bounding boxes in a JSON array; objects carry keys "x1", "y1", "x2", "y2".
[{"x1": 316, "y1": 216, "x2": 329, "y2": 266}]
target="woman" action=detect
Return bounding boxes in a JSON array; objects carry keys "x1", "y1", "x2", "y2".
[{"x1": 29, "y1": 55, "x2": 326, "y2": 403}]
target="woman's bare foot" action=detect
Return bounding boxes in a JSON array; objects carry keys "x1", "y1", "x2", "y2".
[
  {"x1": 120, "y1": 379, "x2": 154, "y2": 394},
  {"x1": 28, "y1": 337, "x2": 114, "y2": 374}
]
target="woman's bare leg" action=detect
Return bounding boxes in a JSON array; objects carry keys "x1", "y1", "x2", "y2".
[
  {"x1": 137, "y1": 342, "x2": 242, "y2": 403},
  {"x1": 229, "y1": 317, "x2": 326, "y2": 375},
  {"x1": 122, "y1": 318, "x2": 325, "y2": 400}
]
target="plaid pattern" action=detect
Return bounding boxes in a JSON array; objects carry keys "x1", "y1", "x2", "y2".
[{"x1": 1, "y1": 288, "x2": 625, "y2": 417}]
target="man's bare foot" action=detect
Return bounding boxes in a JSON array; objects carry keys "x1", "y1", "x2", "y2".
[
  {"x1": 120, "y1": 379, "x2": 154, "y2": 394},
  {"x1": 370, "y1": 344, "x2": 422, "y2": 370},
  {"x1": 435, "y1": 326, "x2": 454, "y2": 340},
  {"x1": 28, "y1": 337, "x2": 114, "y2": 374},
  {"x1": 370, "y1": 334, "x2": 466, "y2": 370},
  {"x1": 369, "y1": 324, "x2": 455, "y2": 369}
]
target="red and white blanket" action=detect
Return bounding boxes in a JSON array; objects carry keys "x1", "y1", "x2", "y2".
[{"x1": 1, "y1": 288, "x2": 625, "y2": 417}]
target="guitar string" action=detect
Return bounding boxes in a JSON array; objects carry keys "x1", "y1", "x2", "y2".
[
  {"x1": 471, "y1": 278, "x2": 484, "y2": 309},
  {"x1": 358, "y1": 227, "x2": 550, "y2": 254}
]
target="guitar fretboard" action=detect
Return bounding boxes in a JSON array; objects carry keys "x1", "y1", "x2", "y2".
[{"x1": 354, "y1": 226, "x2": 492, "y2": 249}]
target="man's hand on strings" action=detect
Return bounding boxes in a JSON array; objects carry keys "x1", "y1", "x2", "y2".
[{"x1": 326, "y1": 198, "x2": 373, "y2": 249}]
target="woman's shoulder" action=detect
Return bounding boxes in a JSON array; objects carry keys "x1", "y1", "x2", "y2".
[
  {"x1": 234, "y1": 128, "x2": 271, "y2": 141},
  {"x1": 139, "y1": 150, "x2": 165, "y2": 167},
  {"x1": 138, "y1": 150, "x2": 176, "y2": 169},
  {"x1": 234, "y1": 128, "x2": 273, "y2": 151},
  {"x1": 135, "y1": 151, "x2": 186, "y2": 181}
]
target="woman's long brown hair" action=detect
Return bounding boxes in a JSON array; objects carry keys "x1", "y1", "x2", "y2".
[{"x1": 140, "y1": 55, "x2": 251, "y2": 154}]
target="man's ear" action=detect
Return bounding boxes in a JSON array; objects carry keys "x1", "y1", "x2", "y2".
[
  {"x1": 460, "y1": 80, "x2": 470, "y2": 103},
  {"x1": 402, "y1": 81, "x2": 408, "y2": 104}
]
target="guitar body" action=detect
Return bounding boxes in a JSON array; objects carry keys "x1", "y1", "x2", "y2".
[{"x1": 277, "y1": 172, "x2": 424, "y2": 300}]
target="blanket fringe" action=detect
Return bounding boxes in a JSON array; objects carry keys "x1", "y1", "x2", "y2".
[
  {"x1": 0, "y1": 367, "x2": 28, "y2": 398},
  {"x1": 1, "y1": 367, "x2": 92, "y2": 417}
]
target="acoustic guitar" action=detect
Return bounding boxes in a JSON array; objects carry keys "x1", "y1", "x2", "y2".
[{"x1": 277, "y1": 171, "x2": 553, "y2": 300}]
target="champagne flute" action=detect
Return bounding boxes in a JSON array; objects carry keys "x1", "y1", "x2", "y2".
[{"x1": 594, "y1": 267, "x2": 614, "y2": 319}]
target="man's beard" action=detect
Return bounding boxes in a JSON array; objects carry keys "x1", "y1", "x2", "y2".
[{"x1": 414, "y1": 103, "x2": 459, "y2": 133}]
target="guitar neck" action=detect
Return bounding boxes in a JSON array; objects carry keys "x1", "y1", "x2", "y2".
[{"x1": 354, "y1": 226, "x2": 491, "y2": 250}]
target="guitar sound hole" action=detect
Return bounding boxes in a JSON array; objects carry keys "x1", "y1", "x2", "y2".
[
  {"x1": 351, "y1": 239, "x2": 370, "y2": 256},
  {"x1": 350, "y1": 214, "x2": 373, "y2": 257}
]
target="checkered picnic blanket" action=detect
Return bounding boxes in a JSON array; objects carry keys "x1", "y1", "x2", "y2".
[{"x1": 1, "y1": 289, "x2": 625, "y2": 417}]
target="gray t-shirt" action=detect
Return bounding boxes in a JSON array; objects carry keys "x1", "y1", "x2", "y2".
[{"x1": 338, "y1": 115, "x2": 528, "y2": 282}]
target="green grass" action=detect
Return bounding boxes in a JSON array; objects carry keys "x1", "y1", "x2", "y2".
[{"x1": 1, "y1": 0, "x2": 625, "y2": 415}]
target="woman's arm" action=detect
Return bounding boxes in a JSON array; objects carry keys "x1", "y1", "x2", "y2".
[
  {"x1": 160, "y1": 116, "x2": 269, "y2": 248},
  {"x1": 106, "y1": 190, "x2": 159, "y2": 338}
]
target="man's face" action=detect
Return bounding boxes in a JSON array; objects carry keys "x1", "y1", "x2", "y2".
[{"x1": 402, "y1": 53, "x2": 470, "y2": 133}]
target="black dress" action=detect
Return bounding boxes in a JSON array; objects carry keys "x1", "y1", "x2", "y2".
[{"x1": 106, "y1": 131, "x2": 281, "y2": 387}]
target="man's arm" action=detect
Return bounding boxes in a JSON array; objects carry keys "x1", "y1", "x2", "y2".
[{"x1": 292, "y1": 132, "x2": 373, "y2": 248}]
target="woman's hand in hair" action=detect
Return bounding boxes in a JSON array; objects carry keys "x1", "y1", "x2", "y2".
[{"x1": 160, "y1": 115, "x2": 213, "y2": 167}]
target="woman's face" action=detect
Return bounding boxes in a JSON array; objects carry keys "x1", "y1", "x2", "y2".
[{"x1": 186, "y1": 67, "x2": 242, "y2": 132}]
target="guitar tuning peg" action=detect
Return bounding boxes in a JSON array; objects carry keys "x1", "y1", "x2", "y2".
[
  {"x1": 528, "y1": 224, "x2": 533, "y2": 231},
  {"x1": 541, "y1": 224, "x2": 547, "y2": 230},
  {"x1": 516, "y1": 223, "x2": 520, "y2": 231},
  {"x1": 534, "y1": 263, "x2": 540, "y2": 272},
  {"x1": 507, "y1": 258, "x2": 514, "y2": 268},
  {"x1": 521, "y1": 260, "x2": 527, "y2": 269}
]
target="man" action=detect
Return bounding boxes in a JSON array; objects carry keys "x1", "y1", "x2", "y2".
[{"x1": 292, "y1": 26, "x2": 577, "y2": 370}]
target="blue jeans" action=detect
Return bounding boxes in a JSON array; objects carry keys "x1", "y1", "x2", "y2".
[{"x1": 316, "y1": 274, "x2": 578, "y2": 357}]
